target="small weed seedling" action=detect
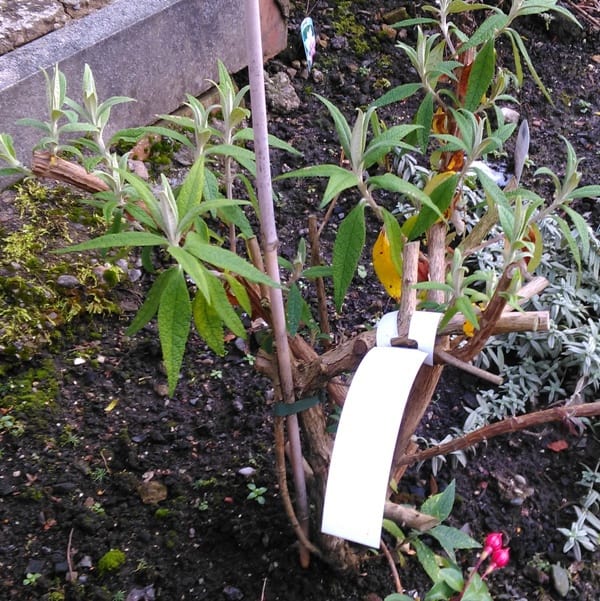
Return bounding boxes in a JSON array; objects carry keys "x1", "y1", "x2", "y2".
[
  {"x1": 247, "y1": 482, "x2": 267, "y2": 505},
  {"x1": 22, "y1": 572, "x2": 42, "y2": 586}
]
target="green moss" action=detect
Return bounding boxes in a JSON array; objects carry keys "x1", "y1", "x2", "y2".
[
  {"x1": 332, "y1": 1, "x2": 372, "y2": 56},
  {"x1": 164, "y1": 530, "x2": 179, "y2": 550},
  {"x1": 46, "y1": 592, "x2": 65, "y2": 601},
  {"x1": 0, "y1": 359, "x2": 59, "y2": 413},
  {"x1": 0, "y1": 181, "x2": 122, "y2": 362},
  {"x1": 154, "y1": 508, "x2": 171, "y2": 519},
  {"x1": 97, "y1": 549, "x2": 126, "y2": 575}
]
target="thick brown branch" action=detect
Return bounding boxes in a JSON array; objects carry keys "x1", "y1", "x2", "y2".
[
  {"x1": 32, "y1": 151, "x2": 109, "y2": 193},
  {"x1": 308, "y1": 214, "x2": 332, "y2": 348},
  {"x1": 396, "y1": 241, "x2": 419, "y2": 337},
  {"x1": 383, "y1": 502, "x2": 439, "y2": 531},
  {"x1": 395, "y1": 401, "x2": 600, "y2": 468},
  {"x1": 441, "y1": 310, "x2": 549, "y2": 336},
  {"x1": 451, "y1": 264, "x2": 517, "y2": 362},
  {"x1": 291, "y1": 309, "x2": 549, "y2": 397}
]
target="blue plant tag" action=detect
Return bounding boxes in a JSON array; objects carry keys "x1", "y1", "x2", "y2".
[{"x1": 300, "y1": 17, "x2": 316, "y2": 71}]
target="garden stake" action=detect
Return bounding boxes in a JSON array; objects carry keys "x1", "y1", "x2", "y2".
[{"x1": 244, "y1": 0, "x2": 311, "y2": 566}]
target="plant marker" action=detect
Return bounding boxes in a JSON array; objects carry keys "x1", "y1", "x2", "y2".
[{"x1": 321, "y1": 311, "x2": 440, "y2": 547}]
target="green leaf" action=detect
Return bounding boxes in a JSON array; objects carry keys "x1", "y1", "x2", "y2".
[
  {"x1": 233, "y1": 127, "x2": 303, "y2": 156},
  {"x1": 464, "y1": 38, "x2": 495, "y2": 112},
  {"x1": 455, "y1": 296, "x2": 480, "y2": 330},
  {"x1": 429, "y1": 524, "x2": 481, "y2": 562},
  {"x1": 563, "y1": 205, "x2": 590, "y2": 259},
  {"x1": 208, "y1": 144, "x2": 257, "y2": 175},
  {"x1": 475, "y1": 168, "x2": 513, "y2": 240},
  {"x1": 384, "y1": 595, "x2": 415, "y2": 601},
  {"x1": 553, "y1": 214, "x2": 582, "y2": 276},
  {"x1": 184, "y1": 232, "x2": 280, "y2": 288},
  {"x1": 438, "y1": 566, "x2": 465, "y2": 592},
  {"x1": 506, "y1": 28, "x2": 552, "y2": 103},
  {"x1": 302, "y1": 265, "x2": 333, "y2": 279},
  {"x1": 276, "y1": 164, "x2": 359, "y2": 208},
  {"x1": 362, "y1": 124, "x2": 421, "y2": 169},
  {"x1": 382, "y1": 518, "x2": 405, "y2": 542},
  {"x1": 460, "y1": 13, "x2": 509, "y2": 52},
  {"x1": 381, "y1": 208, "x2": 405, "y2": 276},
  {"x1": 158, "y1": 267, "x2": 191, "y2": 396},
  {"x1": 192, "y1": 290, "x2": 225, "y2": 356},
  {"x1": 286, "y1": 283, "x2": 303, "y2": 336},
  {"x1": 205, "y1": 271, "x2": 246, "y2": 338},
  {"x1": 333, "y1": 202, "x2": 366, "y2": 312},
  {"x1": 314, "y1": 93, "x2": 352, "y2": 158},
  {"x1": 123, "y1": 171, "x2": 165, "y2": 228},
  {"x1": 177, "y1": 155, "x2": 205, "y2": 220},
  {"x1": 461, "y1": 572, "x2": 492, "y2": 601},
  {"x1": 411, "y1": 93, "x2": 434, "y2": 153},
  {"x1": 126, "y1": 267, "x2": 178, "y2": 336},
  {"x1": 276, "y1": 163, "x2": 349, "y2": 180},
  {"x1": 421, "y1": 480, "x2": 455, "y2": 521},
  {"x1": 321, "y1": 169, "x2": 361, "y2": 208},
  {"x1": 15, "y1": 117, "x2": 52, "y2": 132},
  {"x1": 413, "y1": 537, "x2": 440, "y2": 583},
  {"x1": 167, "y1": 245, "x2": 210, "y2": 299},
  {"x1": 408, "y1": 173, "x2": 459, "y2": 240},
  {"x1": 55, "y1": 231, "x2": 167, "y2": 253},
  {"x1": 424, "y1": 579, "x2": 455, "y2": 601},
  {"x1": 367, "y1": 173, "x2": 432, "y2": 207},
  {"x1": 223, "y1": 272, "x2": 252, "y2": 315},
  {"x1": 370, "y1": 83, "x2": 422, "y2": 109},
  {"x1": 448, "y1": 0, "x2": 494, "y2": 13},
  {"x1": 114, "y1": 125, "x2": 192, "y2": 149},
  {"x1": 566, "y1": 184, "x2": 600, "y2": 200}
]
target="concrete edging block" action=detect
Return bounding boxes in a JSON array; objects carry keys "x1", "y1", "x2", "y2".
[{"x1": 0, "y1": 0, "x2": 287, "y2": 174}]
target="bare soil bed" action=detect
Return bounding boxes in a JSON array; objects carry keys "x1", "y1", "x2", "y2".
[{"x1": 0, "y1": 1, "x2": 599, "y2": 600}]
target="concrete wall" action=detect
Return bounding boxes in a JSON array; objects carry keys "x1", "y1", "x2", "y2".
[{"x1": 0, "y1": 0, "x2": 288, "y2": 173}]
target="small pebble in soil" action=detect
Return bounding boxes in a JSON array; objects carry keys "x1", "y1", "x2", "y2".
[
  {"x1": 223, "y1": 585, "x2": 244, "y2": 601},
  {"x1": 238, "y1": 466, "x2": 256, "y2": 478},
  {"x1": 56, "y1": 274, "x2": 81, "y2": 289},
  {"x1": 126, "y1": 584, "x2": 156, "y2": 601},
  {"x1": 551, "y1": 563, "x2": 570, "y2": 597}
]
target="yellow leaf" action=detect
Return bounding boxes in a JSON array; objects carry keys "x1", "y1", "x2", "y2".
[
  {"x1": 372, "y1": 227, "x2": 402, "y2": 300},
  {"x1": 104, "y1": 398, "x2": 119, "y2": 412},
  {"x1": 423, "y1": 170, "x2": 457, "y2": 195}
]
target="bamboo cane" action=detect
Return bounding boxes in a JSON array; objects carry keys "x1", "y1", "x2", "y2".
[{"x1": 244, "y1": 0, "x2": 311, "y2": 567}]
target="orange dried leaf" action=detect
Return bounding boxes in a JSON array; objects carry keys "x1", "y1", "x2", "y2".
[
  {"x1": 547, "y1": 439, "x2": 569, "y2": 453},
  {"x1": 462, "y1": 320, "x2": 476, "y2": 337}
]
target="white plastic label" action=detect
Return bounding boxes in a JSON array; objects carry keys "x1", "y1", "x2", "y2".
[{"x1": 321, "y1": 311, "x2": 441, "y2": 547}]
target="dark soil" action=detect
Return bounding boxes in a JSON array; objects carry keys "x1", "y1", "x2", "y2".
[{"x1": 1, "y1": 2, "x2": 600, "y2": 601}]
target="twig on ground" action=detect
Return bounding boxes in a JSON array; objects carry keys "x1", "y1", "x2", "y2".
[{"x1": 380, "y1": 538, "x2": 403, "y2": 594}]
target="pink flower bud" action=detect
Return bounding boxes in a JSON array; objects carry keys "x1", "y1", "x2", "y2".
[
  {"x1": 482, "y1": 546, "x2": 510, "y2": 580},
  {"x1": 491, "y1": 547, "x2": 510, "y2": 569},
  {"x1": 484, "y1": 532, "x2": 504, "y2": 553},
  {"x1": 477, "y1": 532, "x2": 504, "y2": 566}
]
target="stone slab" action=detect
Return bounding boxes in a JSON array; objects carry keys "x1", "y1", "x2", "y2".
[
  {"x1": 0, "y1": 0, "x2": 113, "y2": 55},
  {"x1": 0, "y1": 0, "x2": 288, "y2": 181}
]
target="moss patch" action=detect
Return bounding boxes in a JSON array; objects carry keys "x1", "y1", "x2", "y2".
[
  {"x1": 0, "y1": 358, "x2": 59, "y2": 413},
  {"x1": 0, "y1": 180, "x2": 122, "y2": 363},
  {"x1": 332, "y1": 1, "x2": 373, "y2": 56}
]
